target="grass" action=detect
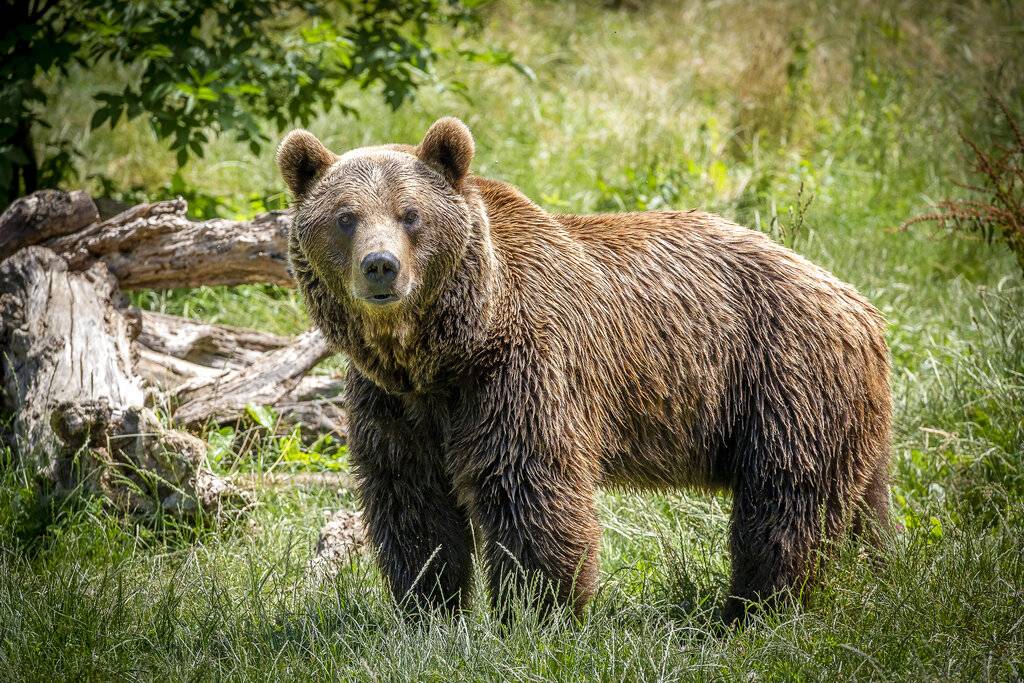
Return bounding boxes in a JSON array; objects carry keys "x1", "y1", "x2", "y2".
[{"x1": 3, "y1": 0, "x2": 1024, "y2": 679}]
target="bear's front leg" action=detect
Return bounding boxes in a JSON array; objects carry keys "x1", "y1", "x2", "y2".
[
  {"x1": 347, "y1": 373, "x2": 473, "y2": 614},
  {"x1": 468, "y1": 460, "x2": 601, "y2": 619},
  {"x1": 451, "y1": 373, "x2": 602, "y2": 619}
]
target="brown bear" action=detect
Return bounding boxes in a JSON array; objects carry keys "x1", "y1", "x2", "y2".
[{"x1": 277, "y1": 117, "x2": 892, "y2": 623}]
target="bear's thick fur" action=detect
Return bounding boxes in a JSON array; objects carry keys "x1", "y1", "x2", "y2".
[{"x1": 278, "y1": 118, "x2": 892, "y2": 622}]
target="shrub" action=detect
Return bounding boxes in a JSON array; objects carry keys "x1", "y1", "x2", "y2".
[{"x1": 901, "y1": 96, "x2": 1024, "y2": 274}]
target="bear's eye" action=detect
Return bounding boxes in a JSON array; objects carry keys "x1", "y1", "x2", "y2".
[
  {"x1": 336, "y1": 211, "x2": 357, "y2": 232},
  {"x1": 402, "y1": 208, "x2": 420, "y2": 228}
]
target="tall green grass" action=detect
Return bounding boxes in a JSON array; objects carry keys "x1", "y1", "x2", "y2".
[
  {"x1": 1, "y1": 475, "x2": 1020, "y2": 679},
  {"x1": 3, "y1": 0, "x2": 1023, "y2": 679}
]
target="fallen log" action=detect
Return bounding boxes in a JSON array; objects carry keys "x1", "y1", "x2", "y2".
[
  {"x1": 134, "y1": 343, "x2": 227, "y2": 390},
  {"x1": 0, "y1": 189, "x2": 99, "y2": 260},
  {"x1": 127, "y1": 311, "x2": 346, "y2": 438},
  {"x1": 136, "y1": 310, "x2": 292, "y2": 371},
  {"x1": 131, "y1": 315, "x2": 348, "y2": 438},
  {"x1": 275, "y1": 396, "x2": 349, "y2": 441},
  {"x1": 289, "y1": 374, "x2": 347, "y2": 403},
  {"x1": 46, "y1": 197, "x2": 293, "y2": 289},
  {"x1": 132, "y1": 310, "x2": 293, "y2": 390},
  {"x1": 0, "y1": 247, "x2": 243, "y2": 516},
  {"x1": 172, "y1": 329, "x2": 333, "y2": 426},
  {"x1": 135, "y1": 342, "x2": 345, "y2": 404}
]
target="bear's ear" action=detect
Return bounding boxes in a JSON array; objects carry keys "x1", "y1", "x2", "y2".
[
  {"x1": 417, "y1": 117, "x2": 474, "y2": 189},
  {"x1": 276, "y1": 129, "x2": 337, "y2": 201}
]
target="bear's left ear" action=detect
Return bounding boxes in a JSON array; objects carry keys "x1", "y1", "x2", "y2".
[
  {"x1": 417, "y1": 117, "x2": 474, "y2": 189},
  {"x1": 276, "y1": 129, "x2": 337, "y2": 202}
]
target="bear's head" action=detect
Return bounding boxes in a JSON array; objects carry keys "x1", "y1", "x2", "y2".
[{"x1": 277, "y1": 118, "x2": 477, "y2": 314}]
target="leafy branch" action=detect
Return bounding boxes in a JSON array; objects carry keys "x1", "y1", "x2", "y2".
[{"x1": 0, "y1": 0, "x2": 525, "y2": 204}]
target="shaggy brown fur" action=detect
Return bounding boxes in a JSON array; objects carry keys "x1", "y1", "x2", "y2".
[{"x1": 278, "y1": 118, "x2": 892, "y2": 622}]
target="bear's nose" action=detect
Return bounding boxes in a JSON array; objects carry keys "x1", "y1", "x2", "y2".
[{"x1": 360, "y1": 251, "x2": 400, "y2": 288}]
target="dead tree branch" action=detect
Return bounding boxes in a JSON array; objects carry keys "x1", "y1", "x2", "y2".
[
  {"x1": 0, "y1": 189, "x2": 98, "y2": 260},
  {"x1": 47, "y1": 198, "x2": 293, "y2": 289},
  {"x1": 172, "y1": 329, "x2": 334, "y2": 426}
]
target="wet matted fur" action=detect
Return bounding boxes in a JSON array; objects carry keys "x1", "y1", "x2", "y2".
[{"x1": 278, "y1": 117, "x2": 892, "y2": 622}]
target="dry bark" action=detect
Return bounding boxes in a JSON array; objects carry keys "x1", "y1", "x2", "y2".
[
  {"x1": 306, "y1": 508, "x2": 366, "y2": 581},
  {"x1": 46, "y1": 197, "x2": 293, "y2": 289},
  {"x1": 128, "y1": 311, "x2": 346, "y2": 437},
  {"x1": 135, "y1": 310, "x2": 292, "y2": 376},
  {"x1": 0, "y1": 247, "x2": 243, "y2": 516},
  {"x1": 172, "y1": 329, "x2": 334, "y2": 426},
  {"x1": 0, "y1": 189, "x2": 99, "y2": 260},
  {"x1": 275, "y1": 395, "x2": 349, "y2": 441},
  {"x1": 135, "y1": 342, "x2": 345, "y2": 405},
  {"x1": 288, "y1": 374, "x2": 347, "y2": 403}
]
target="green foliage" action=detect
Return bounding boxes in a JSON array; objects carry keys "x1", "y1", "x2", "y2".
[
  {"x1": 245, "y1": 402, "x2": 278, "y2": 431},
  {"x1": 93, "y1": 169, "x2": 290, "y2": 220},
  {"x1": 129, "y1": 284, "x2": 307, "y2": 334},
  {"x1": 277, "y1": 429, "x2": 348, "y2": 472},
  {"x1": 901, "y1": 97, "x2": 1024, "y2": 275},
  {"x1": 0, "y1": 0, "x2": 513, "y2": 204},
  {"x1": 203, "y1": 410, "x2": 348, "y2": 474},
  {"x1": 595, "y1": 160, "x2": 814, "y2": 248},
  {"x1": 0, "y1": 472, "x2": 1021, "y2": 679}
]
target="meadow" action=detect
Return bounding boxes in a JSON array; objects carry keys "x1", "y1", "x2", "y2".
[{"x1": 1, "y1": 1, "x2": 1022, "y2": 679}]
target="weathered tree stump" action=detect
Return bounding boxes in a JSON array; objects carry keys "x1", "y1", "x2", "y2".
[
  {"x1": 0, "y1": 189, "x2": 350, "y2": 527},
  {"x1": 0, "y1": 247, "x2": 243, "y2": 516}
]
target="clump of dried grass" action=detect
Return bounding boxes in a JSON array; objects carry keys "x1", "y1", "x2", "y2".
[{"x1": 901, "y1": 96, "x2": 1024, "y2": 273}]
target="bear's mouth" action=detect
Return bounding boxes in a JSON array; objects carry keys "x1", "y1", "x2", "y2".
[{"x1": 365, "y1": 293, "x2": 399, "y2": 305}]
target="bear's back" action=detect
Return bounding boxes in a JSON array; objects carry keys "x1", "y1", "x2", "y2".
[
  {"x1": 470, "y1": 175, "x2": 888, "y2": 488},
  {"x1": 471, "y1": 176, "x2": 882, "y2": 341}
]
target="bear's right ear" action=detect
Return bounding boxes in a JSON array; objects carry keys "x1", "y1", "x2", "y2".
[
  {"x1": 417, "y1": 117, "x2": 474, "y2": 190},
  {"x1": 276, "y1": 130, "x2": 337, "y2": 201}
]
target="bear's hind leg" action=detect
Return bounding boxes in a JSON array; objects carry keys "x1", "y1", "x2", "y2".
[
  {"x1": 852, "y1": 458, "x2": 892, "y2": 548},
  {"x1": 723, "y1": 475, "x2": 844, "y2": 623}
]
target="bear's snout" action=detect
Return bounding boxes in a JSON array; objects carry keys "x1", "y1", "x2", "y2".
[
  {"x1": 362, "y1": 251, "x2": 400, "y2": 286},
  {"x1": 359, "y1": 251, "x2": 401, "y2": 303}
]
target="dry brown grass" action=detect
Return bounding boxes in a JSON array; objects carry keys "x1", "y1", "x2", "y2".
[{"x1": 901, "y1": 95, "x2": 1024, "y2": 273}]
